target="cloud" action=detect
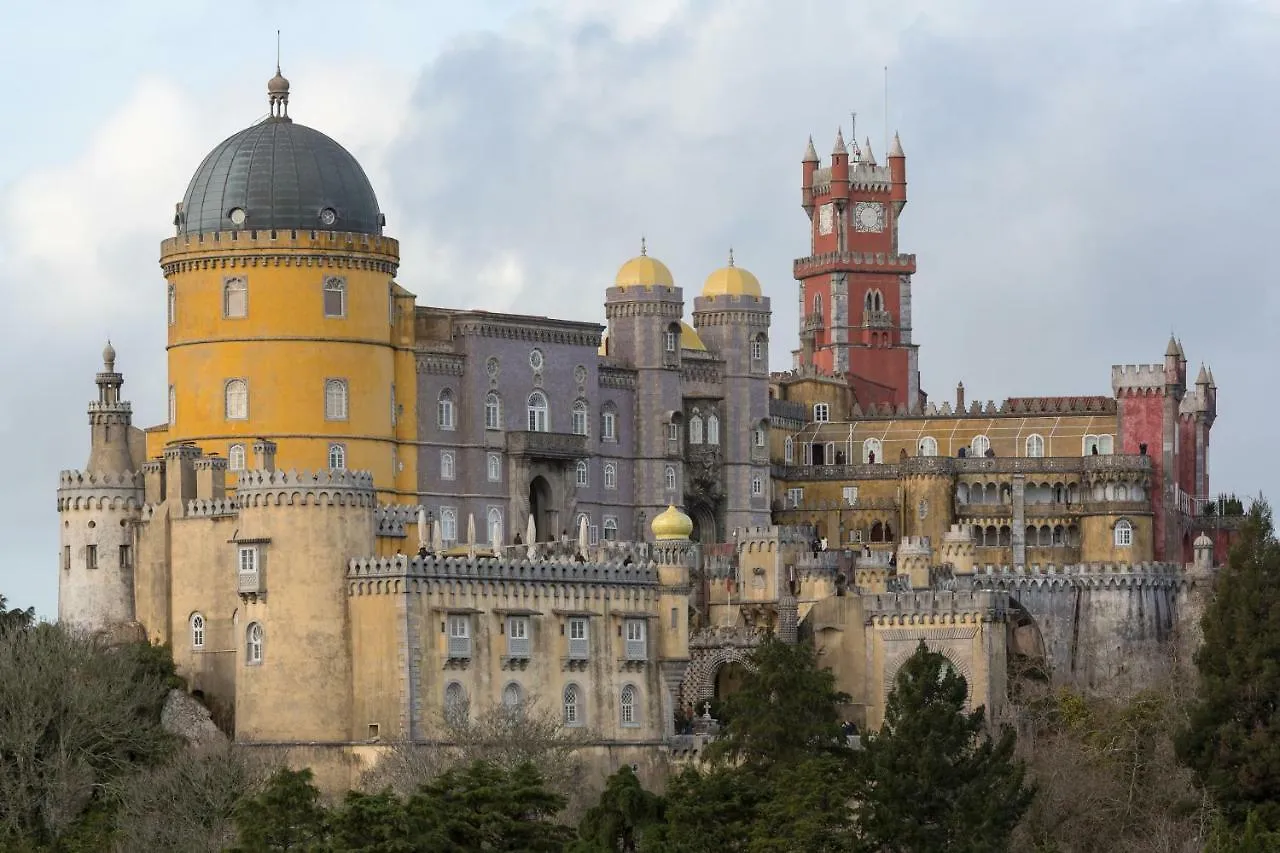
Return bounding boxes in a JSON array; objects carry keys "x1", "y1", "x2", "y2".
[{"x1": 4, "y1": 0, "x2": 1277, "y2": 616}]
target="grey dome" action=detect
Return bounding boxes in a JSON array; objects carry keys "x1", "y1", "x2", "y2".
[{"x1": 179, "y1": 118, "x2": 383, "y2": 236}]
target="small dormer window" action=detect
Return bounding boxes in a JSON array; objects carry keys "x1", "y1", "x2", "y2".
[{"x1": 813, "y1": 403, "x2": 830, "y2": 423}]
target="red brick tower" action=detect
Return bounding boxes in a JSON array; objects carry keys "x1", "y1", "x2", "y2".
[{"x1": 796, "y1": 126, "x2": 920, "y2": 410}]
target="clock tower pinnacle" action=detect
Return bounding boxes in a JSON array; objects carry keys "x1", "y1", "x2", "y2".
[{"x1": 795, "y1": 119, "x2": 920, "y2": 411}]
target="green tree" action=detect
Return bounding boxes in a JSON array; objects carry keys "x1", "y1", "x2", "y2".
[
  {"x1": 232, "y1": 767, "x2": 328, "y2": 851},
  {"x1": 571, "y1": 764, "x2": 663, "y2": 852},
  {"x1": 853, "y1": 642, "x2": 1033, "y2": 853},
  {"x1": 327, "y1": 790, "x2": 411, "y2": 853},
  {"x1": 0, "y1": 593, "x2": 34, "y2": 635},
  {"x1": 705, "y1": 633, "x2": 850, "y2": 769},
  {"x1": 1178, "y1": 500, "x2": 1280, "y2": 831},
  {"x1": 640, "y1": 765, "x2": 762, "y2": 852},
  {"x1": 405, "y1": 760, "x2": 574, "y2": 852}
]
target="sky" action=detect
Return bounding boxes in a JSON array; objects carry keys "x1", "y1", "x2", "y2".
[{"x1": 3, "y1": 0, "x2": 1275, "y2": 617}]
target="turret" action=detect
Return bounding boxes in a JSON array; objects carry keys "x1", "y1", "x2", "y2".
[
  {"x1": 888, "y1": 131, "x2": 907, "y2": 215},
  {"x1": 897, "y1": 536, "x2": 932, "y2": 590},
  {"x1": 650, "y1": 506, "x2": 693, "y2": 739},
  {"x1": 59, "y1": 345, "x2": 144, "y2": 631},
  {"x1": 941, "y1": 524, "x2": 977, "y2": 585},
  {"x1": 801, "y1": 136, "x2": 819, "y2": 213},
  {"x1": 1164, "y1": 335, "x2": 1185, "y2": 397},
  {"x1": 829, "y1": 128, "x2": 849, "y2": 204}
]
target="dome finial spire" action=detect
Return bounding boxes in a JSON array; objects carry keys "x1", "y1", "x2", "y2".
[
  {"x1": 268, "y1": 31, "x2": 291, "y2": 121},
  {"x1": 728, "y1": 247, "x2": 735, "y2": 267},
  {"x1": 640, "y1": 235, "x2": 647, "y2": 256}
]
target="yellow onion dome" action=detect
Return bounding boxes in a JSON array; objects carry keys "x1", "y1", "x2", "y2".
[
  {"x1": 651, "y1": 505, "x2": 694, "y2": 541},
  {"x1": 615, "y1": 238, "x2": 674, "y2": 288},
  {"x1": 702, "y1": 249, "x2": 762, "y2": 298}
]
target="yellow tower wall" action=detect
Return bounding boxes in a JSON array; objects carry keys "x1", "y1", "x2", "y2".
[{"x1": 155, "y1": 231, "x2": 411, "y2": 501}]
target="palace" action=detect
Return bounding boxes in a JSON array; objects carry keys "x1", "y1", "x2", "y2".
[{"x1": 57, "y1": 69, "x2": 1234, "y2": 791}]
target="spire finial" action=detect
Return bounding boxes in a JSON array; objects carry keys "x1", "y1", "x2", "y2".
[
  {"x1": 728, "y1": 247, "x2": 735, "y2": 267},
  {"x1": 267, "y1": 33, "x2": 291, "y2": 121},
  {"x1": 640, "y1": 236, "x2": 647, "y2": 256}
]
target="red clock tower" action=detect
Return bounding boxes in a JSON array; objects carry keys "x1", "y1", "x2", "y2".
[{"x1": 796, "y1": 126, "x2": 921, "y2": 410}]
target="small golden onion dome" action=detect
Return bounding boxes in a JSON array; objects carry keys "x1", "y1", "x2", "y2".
[
  {"x1": 652, "y1": 505, "x2": 694, "y2": 541},
  {"x1": 702, "y1": 249, "x2": 762, "y2": 298},
  {"x1": 680, "y1": 322, "x2": 707, "y2": 351},
  {"x1": 615, "y1": 238, "x2": 674, "y2": 288}
]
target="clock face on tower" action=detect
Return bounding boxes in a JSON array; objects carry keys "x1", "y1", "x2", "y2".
[
  {"x1": 854, "y1": 201, "x2": 884, "y2": 233},
  {"x1": 818, "y1": 203, "x2": 834, "y2": 235}
]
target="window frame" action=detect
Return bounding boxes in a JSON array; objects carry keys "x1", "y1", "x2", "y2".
[
  {"x1": 568, "y1": 617, "x2": 590, "y2": 659},
  {"x1": 1025, "y1": 434, "x2": 1045, "y2": 458},
  {"x1": 323, "y1": 275, "x2": 347, "y2": 319},
  {"x1": 328, "y1": 442, "x2": 346, "y2": 471},
  {"x1": 437, "y1": 388, "x2": 456, "y2": 431},
  {"x1": 1114, "y1": 519, "x2": 1134, "y2": 548},
  {"x1": 228, "y1": 443, "x2": 246, "y2": 472},
  {"x1": 487, "y1": 452, "x2": 502, "y2": 482},
  {"x1": 620, "y1": 683, "x2": 639, "y2": 727},
  {"x1": 222, "y1": 276, "x2": 248, "y2": 319},
  {"x1": 862, "y1": 437, "x2": 882, "y2": 464},
  {"x1": 484, "y1": 392, "x2": 502, "y2": 430},
  {"x1": 706, "y1": 413, "x2": 720, "y2": 445},
  {"x1": 624, "y1": 618, "x2": 647, "y2": 661},
  {"x1": 971, "y1": 434, "x2": 991, "y2": 456},
  {"x1": 224, "y1": 378, "x2": 248, "y2": 420},
  {"x1": 440, "y1": 450, "x2": 456, "y2": 481},
  {"x1": 575, "y1": 459, "x2": 589, "y2": 488},
  {"x1": 191, "y1": 613, "x2": 205, "y2": 650},
  {"x1": 527, "y1": 391, "x2": 549, "y2": 433},
  {"x1": 664, "y1": 465, "x2": 677, "y2": 492},
  {"x1": 602, "y1": 517, "x2": 618, "y2": 541},
  {"x1": 751, "y1": 476, "x2": 763, "y2": 496},
  {"x1": 246, "y1": 622, "x2": 264, "y2": 665},
  {"x1": 813, "y1": 403, "x2": 830, "y2": 423},
  {"x1": 688, "y1": 414, "x2": 703, "y2": 444},
  {"x1": 324, "y1": 379, "x2": 349, "y2": 421},
  {"x1": 918, "y1": 436, "x2": 938, "y2": 457},
  {"x1": 601, "y1": 408, "x2": 617, "y2": 442},
  {"x1": 603, "y1": 461, "x2": 617, "y2": 490},
  {"x1": 563, "y1": 683, "x2": 584, "y2": 727},
  {"x1": 571, "y1": 400, "x2": 589, "y2": 436},
  {"x1": 506, "y1": 615, "x2": 531, "y2": 658}
]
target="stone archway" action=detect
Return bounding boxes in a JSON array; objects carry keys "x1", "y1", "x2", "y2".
[
  {"x1": 682, "y1": 644, "x2": 756, "y2": 710},
  {"x1": 688, "y1": 502, "x2": 717, "y2": 545},
  {"x1": 883, "y1": 643, "x2": 974, "y2": 711},
  {"x1": 528, "y1": 476, "x2": 554, "y2": 542}
]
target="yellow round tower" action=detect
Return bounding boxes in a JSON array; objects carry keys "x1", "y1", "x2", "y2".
[{"x1": 152, "y1": 70, "x2": 415, "y2": 499}]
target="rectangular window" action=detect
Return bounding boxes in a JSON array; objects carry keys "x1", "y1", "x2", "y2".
[
  {"x1": 813, "y1": 403, "x2": 829, "y2": 423},
  {"x1": 568, "y1": 617, "x2": 589, "y2": 659},
  {"x1": 589, "y1": 524, "x2": 599, "y2": 546},
  {"x1": 603, "y1": 517, "x2": 618, "y2": 541},
  {"x1": 63, "y1": 545, "x2": 71, "y2": 571},
  {"x1": 624, "y1": 619, "x2": 647, "y2": 661},
  {"x1": 86, "y1": 544, "x2": 98, "y2": 571},
  {"x1": 507, "y1": 616, "x2": 531, "y2": 658},
  {"x1": 751, "y1": 476, "x2": 763, "y2": 496},
  {"x1": 447, "y1": 614, "x2": 471, "y2": 658},
  {"x1": 119, "y1": 544, "x2": 133, "y2": 570},
  {"x1": 223, "y1": 276, "x2": 247, "y2": 318},
  {"x1": 602, "y1": 411, "x2": 617, "y2": 442},
  {"x1": 665, "y1": 330, "x2": 677, "y2": 352},
  {"x1": 788, "y1": 487, "x2": 804, "y2": 508},
  {"x1": 167, "y1": 285, "x2": 176, "y2": 326},
  {"x1": 671, "y1": 607, "x2": 678, "y2": 629},
  {"x1": 390, "y1": 384, "x2": 397, "y2": 427},
  {"x1": 667, "y1": 423, "x2": 679, "y2": 443},
  {"x1": 238, "y1": 546, "x2": 258, "y2": 574}
]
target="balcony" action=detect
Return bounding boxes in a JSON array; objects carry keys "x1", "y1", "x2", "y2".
[
  {"x1": 237, "y1": 570, "x2": 263, "y2": 598},
  {"x1": 793, "y1": 251, "x2": 917, "y2": 278},
  {"x1": 863, "y1": 310, "x2": 892, "y2": 328},
  {"x1": 505, "y1": 430, "x2": 588, "y2": 461}
]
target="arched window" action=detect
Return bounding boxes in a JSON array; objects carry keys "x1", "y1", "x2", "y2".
[
  {"x1": 487, "y1": 453, "x2": 502, "y2": 482},
  {"x1": 1098, "y1": 434, "x2": 1114, "y2": 455},
  {"x1": 1082, "y1": 434, "x2": 1099, "y2": 456},
  {"x1": 665, "y1": 324, "x2": 679, "y2": 353},
  {"x1": 224, "y1": 379, "x2": 248, "y2": 420},
  {"x1": 603, "y1": 462, "x2": 617, "y2": 490},
  {"x1": 228, "y1": 443, "x2": 246, "y2": 472},
  {"x1": 918, "y1": 436, "x2": 938, "y2": 457},
  {"x1": 437, "y1": 389, "x2": 456, "y2": 430},
  {"x1": 168, "y1": 385, "x2": 177, "y2": 425},
  {"x1": 813, "y1": 403, "x2": 830, "y2": 423},
  {"x1": 970, "y1": 434, "x2": 991, "y2": 457},
  {"x1": 487, "y1": 507, "x2": 503, "y2": 548},
  {"x1": 572, "y1": 400, "x2": 589, "y2": 436},
  {"x1": 575, "y1": 460, "x2": 589, "y2": 488},
  {"x1": 444, "y1": 682, "x2": 468, "y2": 726},
  {"x1": 323, "y1": 276, "x2": 346, "y2": 318},
  {"x1": 601, "y1": 403, "x2": 618, "y2": 442},
  {"x1": 812, "y1": 293, "x2": 823, "y2": 317},
  {"x1": 527, "y1": 391, "x2": 549, "y2": 432},
  {"x1": 863, "y1": 438, "x2": 882, "y2": 464},
  {"x1": 563, "y1": 683, "x2": 584, "y2": 726},
  {"x1": 688, "y1": 415, "x2": 703, "y2": 444},
  {"x1": 502, "y1": 682, "x2": 523, "y2": 711},
  {"x1": 191, "y1": 613, "x2": 205, "y2": 649},
  {"x1": 1025, "y1": 434, "x2": 1045, "y2": 458},
  {"x1": 441, "y1": 450, "x2": 455, "y2": 480},
  {"x1": 484, "y1": 393, "x2": 501, "y2": 430},
  {"x1": 750, "y1": 334, "x2": 765, "y2": 362},
  {"x1": 441, "y1": 508, "x2": 458, "y2": 544},
  {"x1": 707, "y1": 413, "x2": 720, "y2": 445},
  {"x1": 620, "y1": 684, "x2": 639, "y2": 726},
  {"x1": 784, "y1": 436, "x2": 794, "y2": 464},
  {"x1": 325, "y1": 379, "x2": 348, "y2": 420},
  {"x1": 167, "y1": 284, "x2": 176, "y2": 326},
  {"x1": 328, "y1": 443, "x2": 346, "y2": 470},
  {"x1": 223, "y1": 276, "x2": 247, "y2": 318},
  {"x1": 664, "y1": 466, "x2": 677, "y2": 492},
  {"x1": 246, "y1": 622, "x2": 263, "y2": 665},
  {"x1": 603, "y1": 517, "x2": 618, "y2": 541},
  {"x1": 1114, "y1": 519, "x2": 1133, "y2": 548},
  {"x1": 870, "y1": 522, "x2": 884, "y2": 543}
]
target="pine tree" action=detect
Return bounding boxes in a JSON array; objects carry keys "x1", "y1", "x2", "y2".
[
  {"x1": 705, "y1": 632, "x2": 850, "y2": 769},
  {"x1": 571, "y1": 764, "x2": 663, "y2": 852},
  {"x1": 852, "y1": 642, "x2": 1033, "y2": 852},
  {"x1": 231, "y1": 767, "x2": 329, "y2": 851},
  {"x1": 1177, "y1": 501, "x2": 1280, "y2": 831}
]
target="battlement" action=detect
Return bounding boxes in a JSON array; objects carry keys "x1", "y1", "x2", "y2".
[
  {"x1": 160, "y1": 229, "x2": 399, "y2": 260},
  {"x1": 972, "y1": 561, "x2": 1188, "y2": 591},
  {"x1": 1111, "y1": 364, "x2": 1167, "y2": 395},
  {"x1": 942, "y1": 524, "x2": 975, "y2": 543},
  {"x1": 691, "y1": 293, "x2": 770, "y2": 310},
  {"x1": 897, "y1": 536, "x2": 931, "y2": 554},
  {"x1": 58, "y1": 470, "x2": 143, "y2": 490},
  {"x1": 346, "y1": 554, "x2": 661, "y2": 590},
  {"x1": 604, "y1": 285, "x2": 683, "y2": 302},
  {"x1": 57, "y1": 469, "x2": 144, "y2": 512},
  {"x1": 793, "y1": 251, "x2": 917, "y2": 280},
  {"x1": 863, "y1": 589, "x2": 1008, "y2": 623},
  {"x1": 236, "y1": 468, "x2": 377, "y2": 508},
  {"x1": 375, "y1": 504, "x2": 420, "y2": 537},
  {"x1": 87, "y1": 401, "x2": 132, "y2": 414},
  {"x1": 185, "y1": 498, "x2": 238, "y2": 519}
]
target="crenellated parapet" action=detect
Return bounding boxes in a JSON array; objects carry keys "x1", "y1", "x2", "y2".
[
  {"x1": 347, "y1": 554, "x2": 661, "y2": 597},
  {"x1": 973, "y1": 561, "x2": 1189, "y2": 592},
  {"x1": 863, "y1": 589, "x2": 1009, "y2": 626},
  {"x1": 57, "y1": 469, "x2": 144, "y2": 511},
  {"x1": 236, "y1": 468, "x2": 376, "y2": 508},
  {"x1": 185, "y1": 498, "x2": 238, "y2": 519},
  {"x1": 374, "y1": 503, "x2": 421, "y2": 538},
  {"x1": 1111, "y1": 364, "x2": 1167, "y2": 396}
]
